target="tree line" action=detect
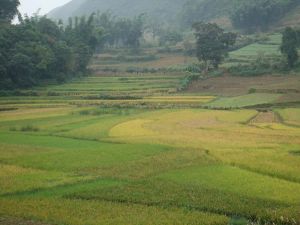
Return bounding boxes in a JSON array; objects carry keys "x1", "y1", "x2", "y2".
[
  {"x1": 0, "y1": 1, "x2": 148, "y2": 89},
  {"x1": 1, "y1": 0, "x2": 299, "y2": 90},
  {"x1": 91, "y1": 12, "x2": 144, "y2": 50},
  {"x1": 179, "y1": 0, "x2": 300, "y2": 33},
  {"x1": 231, "y1": 0, "x2": 299, "y2": 33},
  {"x1": 192, "y1": 24, "x2": 300, "y2": 72},
  {"x1": 0, "y1": 0, "x2": 101, "y2": 89}
]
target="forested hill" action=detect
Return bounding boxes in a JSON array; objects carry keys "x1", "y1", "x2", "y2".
[
  {"x1": 48, "y1": 0, "x2": 184, "y2": 24},
  {"x1": 49, "y1": 0, "x2": 300, "y2": 30}
]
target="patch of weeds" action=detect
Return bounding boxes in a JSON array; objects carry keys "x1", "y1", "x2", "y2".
[
  {"x1": 0, "y1": 107, "x2": 18, "y2": 112},
  {"x1": 289, "y1": 150, "x2": 300, "y2": 156},
  {"x1": 229, "y1": 217, "x2": 248, "y2": 225},
  {"x1": 78, "y1": 108, "x2": 131, "y2": 116},
  {"x1": 9, "y1": 127, "x2": 17, "y2": 132},
  {"x1": 83, "y1": 95, "x2": 142, "y2": 100},
  {"x1": 118, "y1": 78, "x2": 129, "y2": 81},
  {"x1": 178, "y1": 73, "x2": 200, "y2": 91},
  {"x1": 248, "y1": 88, "x2": 257, "y2": 94},
  {"x1": 20, "y1": 125, "x2": 40, "y2": 132},
  {"x1": 47, "y1": 91, "x2": 60, "y2": 96}
]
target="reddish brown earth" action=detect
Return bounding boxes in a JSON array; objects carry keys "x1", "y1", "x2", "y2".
[{"x1": 187, "y1": 75, "x2": 300, "y2": 96}]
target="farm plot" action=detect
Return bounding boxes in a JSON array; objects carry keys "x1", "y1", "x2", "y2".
[
  {"x1": 0, "y1": 47, "x2": 299, "y2": 224},
  {"x1": 187, "y1": 74, "x2": 300, "y2": 97},
  {"x1": 0, "y1": 104, "x2": 299, "y2": 225},
  {"x1": 41, "y1": 74, "x2": 184, "y2": 96},
  {"x1": 0, "y1": 73, "x2": 217, "y2": 108},
  {"x1": 204, "y1": 93, "x2": 282, "y2": 108},
  {"x1": 90, "y1": 53, "x2": 197, "y2": 72}
]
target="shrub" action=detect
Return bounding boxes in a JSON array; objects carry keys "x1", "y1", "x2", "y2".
[
  {"x1": 116, "y1": 54, "x2": 158, "y2": 62},
  {"x1": 229, "y1": 55, "x2": 288, "y2": 76},
  {"x1": 9, "y1": 127, "x2": 17, "y2": 132},
  {"x1": 248, "y1": 88, "x2": 257, "y2": 94},
  {"x1": 208, "y1": 70, "x2": 223, "y2": 77},
  {"x1": 47, "y1": 91, "x2": 60, "y2": 96},
  {"x1": 178, "y1": 73, "x2": 200, "y2": 91},
  {"x1": 101, "y1": 67, "x2": 119, "y2": 73},
  {"x1": 7, "y1": 90, "x2": 39, "y2": 96},
  {"x1": 26, "y1": 91, "x2": 39, "y2": 96},
  {"x1": 20, "y1": 125, "x2": 39, "y2": 132},
  {"x1": 185, "y1": 63, "x2": 202, "y2": 73},
  {"x1": 0, "y1": 90, "x2": 11, "y2": 97},
  {"x1": 229, "y1": 217, "x2": 248, "y2": 225},
  {"x1": 78, "y1": 108, "x2": 132, "y2": 116}
]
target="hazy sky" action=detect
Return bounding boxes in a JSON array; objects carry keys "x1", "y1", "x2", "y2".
[{"x1": 18, "y1": 0, "x2": 71, "y2": 16}]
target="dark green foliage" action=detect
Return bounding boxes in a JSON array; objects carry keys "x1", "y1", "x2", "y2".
[
  {"x1": 231, "y1": 0, "x2": 298, "y2": 33},
  {"x1": 229, "y1": 217, "x2": 248, "y2": 225},
  {"x1": 7, "y1": 53, "x2": 36, "y2": 88},
  {"x1": 0, "y1": 0, "x2": 20, "y2": 22},
  {"x1": 193, "y1": 22, "x2": 236, "y2": 71},
  {"x1": 280, "y1": 27, "x2": 300, "y2": 68},
  {"x1": 159, "y1": 29, "x2": 183, "y2": 46},
  {"x1": 185, "y1": 64, "x2": 202, "y2": 73},
  {"x1": 20, "y1": 125, "x2": 40, "y2": 132},
  {"x1": 179, "y1": 73, "x2": 200, "y2": 91},
  {"x1": 180, "y1": 0, "x2": 234, "y2": 27},
  {"x1": 93, "y1": 12, "x2": 145, "y2": 49},
  {"x1": 0, "y1": 13, "x2": 100, "y2": 89},
  {"x1": 228, "y1": 56, "x2": 287, "y2": 76}
]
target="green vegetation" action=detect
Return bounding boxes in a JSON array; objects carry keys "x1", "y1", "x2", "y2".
[
  {"x1": 0, "y1": 2, "x2": 100, "y2": 89},
  {"x1": 231, "y1": 0, "x2": 298, "y2": 33},
  {"x1": 205, "y1": 93, "x2": 281, "y2": 108},
  {"x1": 49, "y1": 0, "x2": 300, "y2": 32},
  {"x1": 0, "y1": 0, "x2": 19, "y2": 22},
  {"x1": 1, "y1": 0, "x2": 300, "y2": 225},
  {"x1": 281, "y1": 27, "x2": 300, "y2": 68},
  {"x1": 0, "y1": 56, "x2": 299, "y2": 225},
  {"x1": 193, "y1": 22, "x2": 236, "y2": 71},
  {"x1": 0, "y1": 103, "x2": 299, "y2": 224}
]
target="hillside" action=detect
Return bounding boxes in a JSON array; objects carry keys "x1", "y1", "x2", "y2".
[
  {"x1": 48, "y1": 0, "x2": 184, "y2": 24},
  {"x1": 48, "y1": 0, "x2": 300, "y2": 30},
  {"x1": 276, "y1": 4, "x2": 300, "y2": 29}
]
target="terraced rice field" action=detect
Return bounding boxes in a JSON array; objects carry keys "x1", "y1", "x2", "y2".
[
  {"x1": 40, "y1": 74, "x2": 184, "y2": 96},
  {"x1": 90, "y1": 53, "x2": 197, "y2": 71},
  {"x1": 1, "y1": 38, "x2": 300, "y2": 224},
  {"x1": 0, "y1": 102, "x2": 299, "y2": 225}
]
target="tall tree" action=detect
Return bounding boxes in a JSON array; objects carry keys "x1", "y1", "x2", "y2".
[
  {"x1": 0, "y1": 0, "x2": 20, "y2": 22},
  {"x1": 281, "y1": 27, "x2": 299, "y2": 68},
  {"x1": 193, "y1": 22, "x2": 236, "y2": 72}
]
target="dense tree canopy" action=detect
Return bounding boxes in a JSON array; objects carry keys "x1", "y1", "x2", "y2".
[
  {"x1": 92, "y1": 12, "x2": 145, "y2": 49},
  {"x1": 0, "y1": 7, "x2": 149, "y2": 89},
  {"x1": 281, "y1": 27, "x2": 300, "y2": 68},
  {"x1": 193, "y1": 22, "x2": 236, "y2": 71},
  {"x1": 231, "y1": 0, "x2": 298, "y2": 33},
  {"x1": 0, "y1": 0, "x2": 20, "y2": 22},
  {"x1": 0, "y1": 14, "x2": 101, "y2": 89},
  {"x1": 180, "y1": 0, "x2": 233, "y2": 27}
]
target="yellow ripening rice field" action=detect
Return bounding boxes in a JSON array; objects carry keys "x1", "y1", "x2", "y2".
[{"x1": 0, "y1": 105, "x2": 299, "y2": 225}]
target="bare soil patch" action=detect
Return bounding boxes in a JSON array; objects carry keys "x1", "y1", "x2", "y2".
[{"x1": 187, "y1": 75, "x2": 300, "y2": 97}]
